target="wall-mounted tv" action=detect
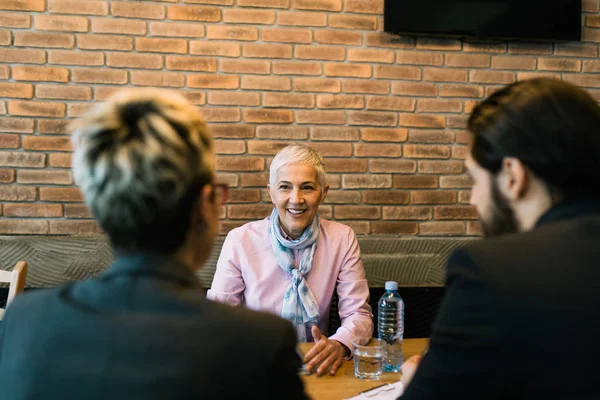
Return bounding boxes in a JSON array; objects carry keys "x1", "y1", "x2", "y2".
[{"x1": 384, "y1": 0, "x2": 581, "y2": 42}]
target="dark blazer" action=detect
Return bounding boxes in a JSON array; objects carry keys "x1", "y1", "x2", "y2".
[
  {"x1": 0, "y1": 254, "x2": 308, "y2": 400},
  {"x1": 402, "y1": 200, "x2": 600, "y2": 399}
]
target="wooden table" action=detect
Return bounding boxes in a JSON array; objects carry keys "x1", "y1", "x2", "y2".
[{"x1": 298, "y1": 338, "x2": 428, "y2": 400}]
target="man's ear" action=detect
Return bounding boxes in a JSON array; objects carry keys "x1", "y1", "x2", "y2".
[
  {"x1": 192, "y1": 185, "x2": 213, "y2": 231},
  {"x1": 498, "y1": 157, "x2": 528, "y2": 201},
  {"x1": 321, "y1": 184, "x2": 330, "y2": 203}
]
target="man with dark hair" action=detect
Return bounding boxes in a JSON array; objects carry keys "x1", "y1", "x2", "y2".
[{"x1": 400, "y1": 78, "x2": 600, "y2": 399}]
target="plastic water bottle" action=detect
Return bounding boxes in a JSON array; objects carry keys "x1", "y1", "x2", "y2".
[{"x1": 377, "y1": 281, "x2": 404, "y2": 372}]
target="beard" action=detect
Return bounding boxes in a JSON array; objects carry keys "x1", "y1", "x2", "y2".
[{"x1": 480, "y1": 181, "x2": 520, "y2": 237}]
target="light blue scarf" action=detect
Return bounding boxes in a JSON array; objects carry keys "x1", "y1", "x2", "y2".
[{"x1": 268, "y1": 207, "x2": 321, "y2": 342}]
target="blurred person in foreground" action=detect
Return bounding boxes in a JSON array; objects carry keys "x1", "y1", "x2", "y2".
[
  {"x1": 0, "y1": 89, "x2": 308, "y2": 400},
  {"x1": 208, "y1": 143, "x2": 373, "y2": 376},
  {"x1": 400, "y1": 78, "x2": 600, "y2": 399}
]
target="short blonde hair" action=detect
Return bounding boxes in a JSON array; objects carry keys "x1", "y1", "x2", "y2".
[
  {"x1": 71, "y1": 88, "x2": 214, "y2": 253},
  {"x1": 269, "y1": 144, "x2": 327, "y2": 189}
]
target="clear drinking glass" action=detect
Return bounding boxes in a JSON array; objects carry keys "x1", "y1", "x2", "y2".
[{"x1": 351, "y1": 338, "x2": 385, "y2": 380}]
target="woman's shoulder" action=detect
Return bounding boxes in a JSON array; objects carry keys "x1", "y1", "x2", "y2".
[{"x1": 224, "y1": 218, "x2": 271, "y2": 256}]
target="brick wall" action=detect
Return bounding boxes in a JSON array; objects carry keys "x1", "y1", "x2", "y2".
[{"x1": 1, "y1": 0, "x2": 599, "y2": 237}]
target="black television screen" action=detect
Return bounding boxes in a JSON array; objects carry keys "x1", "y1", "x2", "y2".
[{"x1": 384, "y1": 0, "x2": 581, "y2": 42}]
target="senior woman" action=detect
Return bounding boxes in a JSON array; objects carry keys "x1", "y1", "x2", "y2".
[
  {"x1": 208, "y1": 144, "x2": 373, "y2": 376},
  {"x1": 0, "y1": 89, "x2": 308, "y2": 399}
]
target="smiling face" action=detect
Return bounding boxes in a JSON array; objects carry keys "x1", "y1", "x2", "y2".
[{"x1": 267, "y1": 163, "x2": 329, "y2": 239}]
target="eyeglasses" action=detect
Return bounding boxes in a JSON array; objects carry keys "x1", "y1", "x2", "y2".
[{"x1": 213, "y1": 183, "x2": 229, "y2": 205}]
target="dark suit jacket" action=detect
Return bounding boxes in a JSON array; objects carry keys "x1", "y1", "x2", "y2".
[
  {"x1": 402, "y1": 200, "x2": 600, "y2": 399},
  {"x1": 0, "y1": 254, "x2": 308, "y2": 400}
]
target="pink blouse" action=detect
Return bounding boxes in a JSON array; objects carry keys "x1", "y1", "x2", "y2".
[{"x1": 207, "y1": 217, "x2": 374, "y2": 351}]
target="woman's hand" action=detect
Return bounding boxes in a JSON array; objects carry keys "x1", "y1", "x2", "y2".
[{"x1": 303, "y1": 325, "x2": 346, "y2": 376}]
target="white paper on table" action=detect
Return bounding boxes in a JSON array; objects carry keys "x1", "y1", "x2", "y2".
[{"x1": 343, "y1": 381, "x2": 403, "y2": 400}]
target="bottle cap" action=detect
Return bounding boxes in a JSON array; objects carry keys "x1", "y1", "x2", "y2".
[{"x1": 385, "y1": 281, "x2": 398, "y2": 291}]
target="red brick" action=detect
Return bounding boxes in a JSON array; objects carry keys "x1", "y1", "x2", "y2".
[
  {"x1": 295, "y1": 45, "x2": 345, "y2": 61},
  {"x1": 392, "y1": 176, "x2": 437, "y2": 189},
  {"x1": 361, "y1": 128, "x2": 407, "y2": 142},
  {"x1": 262, "y1": 28, "x2": 312, "y2": 44},
  {"x1": 244, "y1": 44, "x2": 292, "y2": 59},
  {"x1": 366, "y1": 96, "x2": 415, "y2": 112},
  {"x1": 223, "y1": 9, "x2": 275, "y2": 24},
  {"x1": 366, "y1": 33, "x2": 413, "y2": 49},
  {"x1": 35, "y1": 15, "x2": 88, "y2": 32},
  {"x1": 563, "y1": 74, "x2": 600, "y2": 88},
  {"x1": 382, "y1": 206, "x2": 431, "y2": 220},
  {"x1": 364, "y1": 191, "x2": 409, "y2": 205},
  {"x1": 329, "y1": 14, "x2": 377, "y2": 30},
  {"x1": 434, "y1": 206, "x2": 478, "y2": 220},
  {"x1": 39, "y1": 187, "x2": 83, "y2": 202},
  {"x1": 538, "y1": 58, "x2": 581, "y2": 72},
  {"x1": 355, "y1": 143, "x2": 401, "y2": 157},
  {"x1": 48, "y1": 50, "x2": 104, "y2": 66},
  {"x1": 371, "y1": 222, "x2": 418, "y2": 235},
  {"x1": 207, "y1": 26, "x2": 257, "y2": 41},
  {"x1": 10, "y1": 101, "x2": 66, "y2": 118},
  {"x1": 149, "y1": 22, "x2": 205, "y2": 38},
  {"x1": 342, "y1": 175, "x2": 391, "y2": 189},
  {"x1": 238, "y1": 0, "x2": 289, "y2": 7},
  {"x1": 0, "y1": 133, "x2": 19, "y2": 149},
  {"x1": 419, "y1": 221, "x2": 465, "y2": 235},
  {"x1": 335, "y1": 206, "x2": 380, "y2": 220},
  {"x1": 316, "y1": 95, "x2": 363, "y2": 109},
  {"x1": 440, "y1": 175, "x2": 472, "y2": 189},
  {"x1": 400, "y1": 114, "x2": 445, "y2": 129},
  {"x1": 1, "y1": 187, "x2": 37, "y2": 203},
  {"x1": 49, "y1": 153, "x2": 71, "y2": 167},
  {"x1": 404, "y1": 144, "x2": 450, "y2": 159},
  {"x1": 423, "y1": 68, "x2": 467, "y2": 83},
  {"x1": 418, "y1": 160, "x2": 463, "y2": 174},
  {"x1": 348, "y1": 111, "x2": 397, "y2": 126},
  {"x1": 72, "y1": 68, "x2": 127, "y2": 84},
  {"x1": 188, "y1": 74, "x2": 239, "y2": 89},
  {"x1": 229, "y1": 204, "x2": 272, "y2": 219},
  {"x1": 49, "y1": 220, "x2": 102, "y2": 235},
  {"x1": 278, "y1": 11, "x2": 326, "y2": 26},
  {"x1": 374, "y1": 65, "x2": 420, "y2": 80},
  {"x1": 0, "y1": 151, "x2": 45, "y2": 167},
  {"x1": 323, "y1": 190, "x2": 361, "y2": 204},
  {"x1": 390, "y1": 82, "x2": 436, "y2": 97},
  {"x1": 13, "y1": 66, "x2": 67, "y2": 83},
  {"x1": 48, "y1": 0, "x2": 108, "y2": 15},
  {"x1": 77, "y1": 34, "x2": 132, "y2": 51},
  {"x1": 0, "y1": 169, "x2": 15, "y2": 183},
  {"x1": 184, "y1": 0, "x2": 231, "y2": 4},
  {"x1": 242, "y1": 76, "x2": 290, "y2": 91},
  {"x1": 37, "y1": 118, "x2": 71, "y2": 133},
  {"x1": 23, "y1": 135, "x2": 70, "y2": 150},
  {"x1": 190, "y1": 41, "x2": 240, "y2": 57},
  {"x1": 305, "y1": 143, "x2": 351, "y2": 157},
  {"x1": 67, "y1": 102, "x2": 93, "y2": 118},
  {"x1": 296, "y1": 110, "x2": 345, "y2": 125},
  {"x1": 0, "y1": 220, "x2": 49, "y2": 235},
  {"x1": 583, "y1": 0, "x2": 600, "y2": 12},
  {"x1": 136, "y1": 38, "x2": 187, "y2": 54},
  {"x1": 463, "y1": 41, "x2": 507, "y2": 53},
  {"x1": 323, "y1": 158, "x2": 366, "y2": 172},
  {"x1": 343, "y1": 80, "x2": 389, "y2": 94},
  {"x1": 314, "y1": 30, "x2": 362, "y2": 46},
  {"x1": 491, "y1": 56, "x2": 537, "y2": 70},
  {"x1": 131, "y1": 71, "x2": 183, "y2": 87},
  {"x1": 396, "y1": 51, "x2": 443, "y2": 66},
  {"x1": 343, "y1": 221, "x2": 370, "y2": 235},
  {"x1": 108, "y1": 53, "x2": 164, "y2": 70},
  {"x1": 240, "y1": 173, "x2": 268, "y2": 186},
  {"x1": 0, "y1": 30, "x2": 11, "y2": 45},
  {"x1": 3, "y1": 203, "x2": 63, "y2": 217},
  {"x1": 211, "y1": 125, "x2": 254, "y2": 139},
  {"x1": 344, "y1": 0, "x2": 382, "y2": 13},
  {"x1": 244, "y1": 109, "x2": 293, "y2": 124},
  {"x1": 208, "y1": 92, "x2": 260, "y2": 106},
  {"x1": 445, "y1": 53, "x2": 490, "y2": 68},
  {"x1": 467, "y1": 221, "x2": 482, "y2": 236},
  {"x1": 112, "y1": 2, "x2": 165, "y2": 19},
  {"x1": 226, "y1": 189, "x2": 261, "y2": 203},
  {"x1": 583, "y1": 60, "x2": 600, "y2": 73},
  {"x1": 167, "y1": 5, "x2": 221, "y2": 22},
  {"x1": 294, "y1": 78, "x2": 340, "y2": 93},
  {"x1": 215, "y1": 140, "x2": 245, "y2": 155},
  {"x1": 416, "y1": 38, "x2": 461, "y2": 51},
  {"x1": 264, "y1": 93, "x2": 314, "y2": 108},
  {"x1": 63, "y1": 204, "x2": 93, "y2": 218},
  {"x1": 447, "y1": 116, "x2": 469, "y2": 129},
  {"x1": 91, "y1": 18, "x2": 146, "y2": 35},
  {"x1": 220, "y1": 59, "x2": 270, "y2": 75},
  {"x1": 0, "y1": 12, "x2": 31, "y2": 28},
  {"x1": 439, "y1": 84, "x2": 484, "y2": 98},
  {"x1": 508, "y1": 42, "x2": 553, "y2": 55},
  {"x1": 417, "y1": 99, "x2": 462, "y2": 113},
  {"x1": 200, "y1": 108, "x2": 241, "y2": 123},
  {"x1": 247, "y1": 140, "x2": 291, "y2": 155},
  {"x1": 452, "y1": 146, "x2": 470, "y2": 159},
  {"x1": 1, "y1": 0, "x2": 45, "y2": 11},
  {"x1": 515, "y1": 72, "x2": 560, "y2": 81},
  {"x1": 0, "y1": 83, "x2": 33, "y2": 99},
  {"x1": 293, "y1": 0, "x2": 341, "y2": 11},
  {"x1": 273, "y1": 61, "x2": 321, "y2": 76},
  {"x1": 411, "y1": 191, "x2": 456, "y2": 204},
  {"x1": 348, "y1": 49, "x2": 394, "y2": 64},
  {"x1": 325, "y1": 63, "x2": 371, "y2": 78},
  {"x1": 256, "y1": 126, "x2": 308, "y2": 139}
]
